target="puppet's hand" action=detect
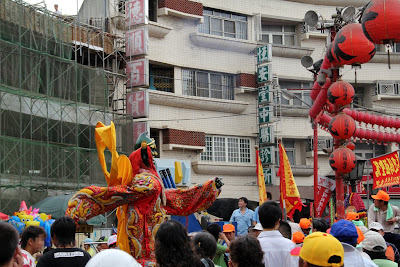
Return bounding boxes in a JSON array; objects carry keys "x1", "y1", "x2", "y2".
[{"x1": 215, "y1": 177, "x2": 224, "y2": 189}]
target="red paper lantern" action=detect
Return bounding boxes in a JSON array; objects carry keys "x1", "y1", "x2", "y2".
[
  {"x1": 328, "y1": 113, "x2": 357, "y2": 139},
  {"x1": 370, "y1": 115, "x2": 377, "y2": 125},
  {"x1": 357, "y1": 128, "x2": 366, "y2": 139},
  {"x1": 332, "y1": 23, "x2": 376, "y2": 66},
  {"x1": 372, "y1": 130, "x2": 379, "y2": 140},
  {"x1": 361, "y1": 0, "x2": 400, "y2": 44},
  {"x1": 388, "y1": 118, "x2": 395, "y2": 128},
  {"x1": 383, "y1": 117, "x2": 389, "y2": 128},
  {"x1": 358, "y1": 112, "x2": 365, "y2": 124},
  {"x1": 352, "y1": 110, "x2": 359, "y2": 121},
  {"x1": 329, "y1": 147, "x2": 356, "y2": 174},
  {"x1": 347, "y1": 142, "x2": 356, "y2": 150},
  {"x1": 376, "y1": 116, "x2": 384, "y2": 126},
  {"x1": 364, "y1": 113, "x2": 371, "y2": 124},
  {"x1": 378, "y1": 132, "x2": 385, "y2": 142},
  {"x1": 327, "y1": 81, "x2": 355, "y2": 107}
]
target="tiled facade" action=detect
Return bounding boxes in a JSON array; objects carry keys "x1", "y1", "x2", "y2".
[{"x1": 83, "y1": 0, "x2": 400, "y2": 201}]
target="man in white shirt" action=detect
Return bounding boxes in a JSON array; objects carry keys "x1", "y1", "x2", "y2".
[
  {"x1": 257, "y1": 201, "x2": 297, "y2": 267},
  {"x1": 21, "y1": 226, "x2": 46, "y2": 267}
]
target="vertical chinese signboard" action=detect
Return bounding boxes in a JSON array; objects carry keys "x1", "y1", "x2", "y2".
[
  {"x1": 126, "y1": 58, "x2": 149, "y2": 88},
  {"x1": 133, "y1": 121, "x2": 149, "y2": 144},
  {"x1": 126, "y1": 0, "x2": 148, "y2": 26},
  {"x1": 126, "y1": 28, "x2": 149, "y2": 57},
  {"x1": 257, "y1": 44, "x2": 274, "y2": 185},
  {"x1": 125, "y1": 0, "x2": 149, "y2": 88},
  {"x1": 126, "y1": 90, "x2": 149, "y2": 118}
]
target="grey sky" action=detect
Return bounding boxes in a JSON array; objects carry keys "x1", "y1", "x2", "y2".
[{"x1": 25, "y1": 0, "x2": 84, "y2": 15}]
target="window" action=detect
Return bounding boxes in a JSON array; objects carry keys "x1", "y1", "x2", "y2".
[
  {"x1": 354, "y1": 143, "x2": 385, "y2": 159},
  {"x1": 261, "y1": 24, "x2": 296, "y2": 46},
  {"x1": 198, "y1": 8, "x2": 247, "y2": 40},
  {"x1": 201, "y1": 136, "x2": 251, "y2": 163},
  {"x1": 182, "y1": 69, "x2": 234, "y2": 100},
  {"x1": 284, "y1": 140, "x2": 295, "y2": 165},
  {"x1": 276, "y1": 81, "x2": 312, "y2": 106}
]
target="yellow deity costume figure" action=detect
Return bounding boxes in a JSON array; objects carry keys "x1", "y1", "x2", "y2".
[{"x1": 66, "y1": 122, "x2": 222, "y2": 266}]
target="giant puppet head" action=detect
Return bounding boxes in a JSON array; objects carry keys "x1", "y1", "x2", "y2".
[{"x1": 129, "y1": 132, "x2": 158, "y2": 177}]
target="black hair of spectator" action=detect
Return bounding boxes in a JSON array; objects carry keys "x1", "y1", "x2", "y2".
[
  {"x1": 267, "y1": 192, "x2": 272, "y2": 200},
  {"x1": 363, "y1": 249, "x2": 388, "y2": 260},
  {"x1": 155, "y1": 220, "x2": 202, "y2": 267},
  {"x1": 312, "y1": 218, "x2": 329, "y2": 233},
  {"x1": 259, "y1": 201, "x2": 282, "y2": 229},
  {"x1": 21, "y1": 226, "x2": 47, "y2": 249},
  {"x1": 229, "y1": 235, "x2": 264, "y2": 267},
  {"x1": 239, "y1": 197, "x2": 248, "y2": 205},
  {"x1": 0, "y1": 222, "x2": 19, "y2": 265},
  {"x1": 206, "y1": 223, "x2": 221, "y2": 242},
  {"x1": 278, "y1": 221, "x2": 292, "y2": 239},
  {"x1": 51, "y1": 217, "x2": 76, "y2": 247},
  {"x1": 193, "y1": 231, "x2": 217, "y2": 260}
]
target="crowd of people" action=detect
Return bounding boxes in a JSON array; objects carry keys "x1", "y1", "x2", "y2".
[{"x1": 2, "y1": 189, "x2": 400, "y2": 267}]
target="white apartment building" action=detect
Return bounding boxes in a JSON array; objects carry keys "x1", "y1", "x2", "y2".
[{"x1": 76, "y1": 0, "x2": 400, "y2": 202}]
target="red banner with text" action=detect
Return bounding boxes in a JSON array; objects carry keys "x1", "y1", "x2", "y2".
[
  {"x1": 315, "y1": 176, "x2": 336, "y2": 217},
  {"x1": 371, "y1": 151, "x2": 400, "y2": 189}
]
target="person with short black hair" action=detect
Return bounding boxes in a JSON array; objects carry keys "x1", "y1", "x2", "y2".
[
  {"x1": 37, "y1": 217, "x2": 91, "y2": 267},
  {"x1": 21, "y1": 226, "x2": 46, "y2": 267},
  {"x1": 278, "y1": 221, "x2": 292, "y2": 240},
  {"x1": 257, "y1": 201, "x2": 296, "y2": 266},
  {"x1": 229, "y1": 235, "x2": 264, "y2": 267},
  {"x1": 230, "y1": 197, "x2": 254, "y2": 236},
  {"x1": 312, "y1": 218, "x2": 329, "y2": 233},
  {"x1": 0, "y1": 222, "x2": 23, "y2": 267}
]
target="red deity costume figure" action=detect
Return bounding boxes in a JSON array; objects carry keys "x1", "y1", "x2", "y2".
[{"x1": 66, "y1": 122, "x2": 222, "y2": 266}]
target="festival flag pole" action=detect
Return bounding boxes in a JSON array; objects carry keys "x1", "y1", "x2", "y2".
[
  {"x1": 256, "y1": 146, "x2": 268, "y2": 205},
  {"x1": 278, "y1": 142, "x2": 303, "y2": 219}
]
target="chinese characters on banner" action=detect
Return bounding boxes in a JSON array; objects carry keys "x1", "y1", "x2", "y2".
[
  {"x1": 125, "y1": 0, "x2": 148, "y2": 27},
  {"x1": 259, "y1": 146, "x2": 274, "y2": 165},
  {"x1": 315, "y1": 176, "x2": 336, "y2": 217},
  {"x1": 126, "y1": 59, "x2": 149, "y2": 88},
  {"x1": 133, "y1": 121, "x2": 149, "y2": 143},
  {"x1": 126, "y1": 28, "x2": 148, "y2": 56},
  {"x1": 126, "y1": 90, "x2": 149, "y2": 118},
  {"x1": 258, "y1": 85, "x2": 272, "y2": 104},
  {"x1": 257, "y1": 44, "x2": 272, "y2": 64},
  {"x1": 259, "y1": 126, "x2": 274, "y2": 144},
  {"x1": 257, "y1": 65, "x2": 272, "y2": 83},
  {"x1": 371, "y1": 151, "x2": 400, "y2": 189}
]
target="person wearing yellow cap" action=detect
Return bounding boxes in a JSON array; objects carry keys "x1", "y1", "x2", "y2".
[
  {"x1": 290, "y1": 232, "x2": 344, "y2": 267},
  {"x1": 368, "y1": 190, "x2": 400, "y2": 252}
]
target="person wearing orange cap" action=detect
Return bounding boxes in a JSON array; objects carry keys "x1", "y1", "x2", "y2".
[
  {"x1": 368, "y1": 190, "x2": 400, "y2": 252},
  {"x1": 299, "y1": 218, "x2": 312, "y2": 236},
  {"x1": 292, "y1": 231, "x2": 305, "y2": 244}
]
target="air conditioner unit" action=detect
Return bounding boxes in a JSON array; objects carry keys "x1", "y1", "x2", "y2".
[{"x1": 376, "y1": 81, "x2": 400, "y2": 95}]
